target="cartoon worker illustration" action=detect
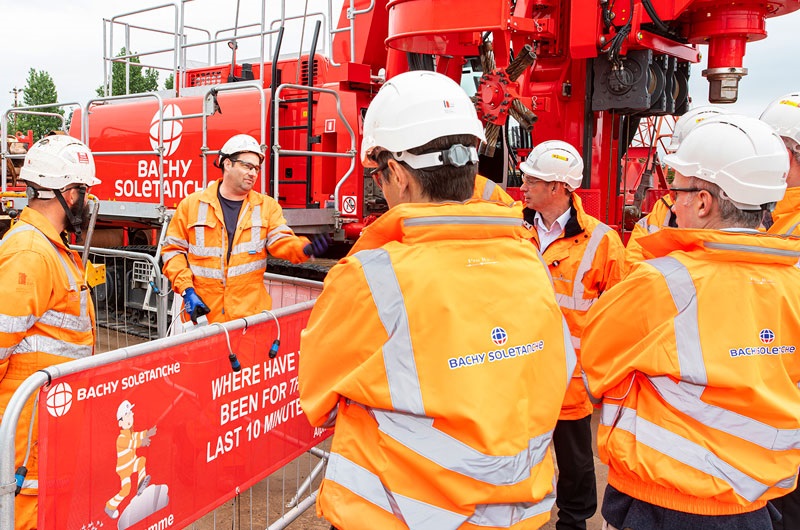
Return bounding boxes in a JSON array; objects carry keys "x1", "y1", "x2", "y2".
[{"x1": 105, "y1": 400, "x2": 157, "y2": 520}]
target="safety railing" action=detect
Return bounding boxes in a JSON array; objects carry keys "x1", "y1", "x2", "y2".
[{"x1": 0, "y1": 276, "x2": 329, "y2": 529}]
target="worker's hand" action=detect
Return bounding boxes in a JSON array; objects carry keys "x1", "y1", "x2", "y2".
[
  {"x1": 303, "y1": 234, "x2": 331, "y2": 258},
  {"x1": 183, "y1": 287, "x2": 211, "y2": 324}
]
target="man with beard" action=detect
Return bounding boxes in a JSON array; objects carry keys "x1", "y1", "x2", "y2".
[
  {"x1": 0, "y1": 135, "x2": 100, "y2": 529},
  {"x1": 161, "y1": 134, "x2": 328, "y2": 325}
]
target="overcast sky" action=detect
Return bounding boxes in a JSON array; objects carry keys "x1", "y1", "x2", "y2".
[{"x1": 3, "y1": 1, "x2": 799, "y2": 124}]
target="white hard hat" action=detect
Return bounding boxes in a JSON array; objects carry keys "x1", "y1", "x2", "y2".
[
  {"x1": 117, "y1": 400, "x2": 134, "y2": 420},
  {"x1": 360, "y1": 70, "x2": 486, "y2": 167},
  {"x1": 219, "y1": 134, "x2": 264, "y2": 162},
  {"x1": 19, "y1": 135, "x2": 100, "y2": 189},
  {"x1": 663, "y1": 115, "x2": 789, "y2": 210},
  {"x1": 667, "y1": 105, "x2": 731, "y2": 153},
  {"x1": 519, "y1": 140, "x2": 583, "y2": 191},
  {"x1": 760, "y1": 92, "x2": 800, "y2": 145}
]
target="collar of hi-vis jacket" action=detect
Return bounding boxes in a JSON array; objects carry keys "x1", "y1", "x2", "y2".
[
  {"x1": 347, "y1": 199, "x2": 528, "y2": 253},
  {"x1": 638, "y1": 226, "x2": 800, "y2": 266},
  {"x1": 198, "y1": 179, "x2": 266, "y2": 210},
  {"x1": 772, "y1": 186, "x2": 800, "y2": 224},
  {"x1": 523, "y1": 193, "x2": 595, "y2": 248},
  {"x1": 18, "y1": 207, "x2": 71, "y2": 251}
]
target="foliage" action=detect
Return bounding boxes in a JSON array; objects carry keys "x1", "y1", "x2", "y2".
[
  {"x1": 164, "y1": 73, "x2": 174, "y2": 91},
  {"x1": 97, "y1": 47, "x2": 160, "y2": 97},
  {"x1": 15, "y1": 69, "x2": 64, "y2": 140}
]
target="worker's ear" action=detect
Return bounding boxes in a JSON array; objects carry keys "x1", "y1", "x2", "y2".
[{"x1": 695, "y1": 189, "x2": 716, "y2": 219}]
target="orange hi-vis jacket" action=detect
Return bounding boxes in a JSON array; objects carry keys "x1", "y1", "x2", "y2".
[
  {"x1": 583, "y1": 227, "x2": 800, "y2": 516},
  {"x1": 161, "y1": 180, "x2": 311, "y2": 323},
  {"x1": 299, "y1": 200, "x2": 576, "y2": 530},
  {"x1": 0, "y1": 208, "x2": 96, "y2": 529},
  {"x1": 474, "y1": 175, "x2": 516, "y2": 206},
  {"x1": 624, "y1": 194, "x2": 676, "y2": 267},
  {"x1": 524, "y1": 193, "x2": 624, "y2": 420},
  {"x1": 768, "y1": 186, "x2": 800, "y2": 236}
]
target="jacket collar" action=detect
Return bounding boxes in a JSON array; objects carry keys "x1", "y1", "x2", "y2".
[
  {"x1": 523, "y1": 193, "x2": 590, "y2": 240},
  {"x1": 19, "y1": 207, "x2": 70, "y2": 249},
  {"x1": 772, "y1": 186, "x2": 800, "y2": 222}
]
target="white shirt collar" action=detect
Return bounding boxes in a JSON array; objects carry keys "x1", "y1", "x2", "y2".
[{"x1": 534, "y1": 207, "x2": 572, "y2": 252}]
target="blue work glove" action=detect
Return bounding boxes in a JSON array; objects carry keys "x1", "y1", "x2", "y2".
[
  {"x1": 183, "y1": 287, "x2": 211, "y2": 323},
  {"x1": 303, "y1": 234, "x2": 331, "y2": 258}
]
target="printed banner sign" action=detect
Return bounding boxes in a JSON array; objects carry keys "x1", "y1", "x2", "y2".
[{"x1": 38, "y1": 309, "x2": 331, "y2": 529}]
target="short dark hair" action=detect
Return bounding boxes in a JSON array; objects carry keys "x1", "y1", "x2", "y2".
[
  {"x1": 372, "y1": 134, "x2": 478, "y2": 202},
  {"x1": 687, "y1": 177, "x2": 763, "y2": 228}
]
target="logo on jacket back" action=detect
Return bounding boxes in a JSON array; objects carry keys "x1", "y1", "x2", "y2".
[
  {"x1": 491, "y1": 327, "x2": 508, "y2": 346},
  {"x1": 729, "y1": 329, "x2": 795, "y2": 358}
]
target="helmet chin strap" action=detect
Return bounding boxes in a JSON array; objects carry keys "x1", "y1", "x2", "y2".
[{"x1": 53, "y1": 187, "x2": 86, "y2": 236}]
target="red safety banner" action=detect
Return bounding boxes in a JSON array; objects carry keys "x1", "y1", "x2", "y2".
[{"x1": 38, "y1": 309, "x2": 331, "y2": 529}]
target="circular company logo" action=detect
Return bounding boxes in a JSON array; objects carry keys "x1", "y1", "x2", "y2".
[
  {"x1": 46, "y1": 382, "x2": 73, "y2": 417},
  {"x1": 491, "y1": 327, "x2": 508, "y2": 346},
  {"x1": 149, "y1": 104, "x2": 184, "y2": 157},
  {"x1": 760, "y1": 329, "x2": 776, "y2": 345}
]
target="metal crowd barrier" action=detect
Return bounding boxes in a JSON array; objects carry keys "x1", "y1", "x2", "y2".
[{"x1": 0, "y1": 276, "x2": 330, "y2": 529}]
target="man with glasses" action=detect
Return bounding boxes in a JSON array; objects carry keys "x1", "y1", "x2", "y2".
[
  {"x1": 161, "y1": 133, "x2": 327, "y2": 324},
  {"x1": 583, "y1": 115, "x2": 800, "y2": 530},
  {"x1": 299, "y1": 71, "x2": 575, "y2": 530},
  {"x1": 518, "y1": 139, "x2": 624, "y2": 530},
  {"x1": 0, "y1": 135, "x2": 100, "y2": 529},
  {"x1": 624, "y1": 106, "x2": 730, "y2": 268}
]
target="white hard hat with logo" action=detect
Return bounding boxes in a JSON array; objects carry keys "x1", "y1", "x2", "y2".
[
  {"x1": 19, "y1": 135, "x2": 100, "y2": 190},
  {"x1": 360, "y1": 70, "x2": 486, "y2": 168},
  {"x1": 760, "y1": 92, "x2": 800, "y2": 146},
  {"x1": 663, "y1": 114, "x2": 789, "y2": 210},
  {"x1": 117, "y1": 400, "x2": 135, "y2": 420},
  {"x1": 219, "y1": 134, "x2": 264, "y2": 163},
  {"x1": 519, "y1": 140, "x2": 584, "y2": 191},
  {"x1": 667, "y1": 106, "x2": 731, "y2": 153}
]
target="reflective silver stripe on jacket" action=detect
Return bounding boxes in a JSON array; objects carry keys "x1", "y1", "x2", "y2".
[
  {"x1": 555, "y1": 224, "x2": 610, "y2": 314},
  {"x1": 404, "y1": 216, "x2": 523, "y2": 227},
  {"x1": 645, "y1": 256, "x2": 800, "y2": 451},
  {"x1": 163, "y1": 236, "x2": 189, "y2": 263},
  {"x1": 482, "y1": 180, "x2": 497, "y2": 201},
  {"x1": 14, "y1": 335, "x2": 93, "y2": 359},
  {"x1": 189, "y1": 264, "x2": 225, "y2": 280},
  {"x1": 267, "y1": 225, "x2": 294, "y2": 247},
  {"x1": 195, "y1": 202, "x2": 209, "y2": 248},
  {"x1": 326, "y1": 453, "x2": 554, "y2": 529},
  {"x1": 228, "y1": 259, "x2": 267, "y2": 278},
  {"x1": 601, "y1": 404, "x2": 798, "y2": 503},
  {"x1": 0, "y1": 314, "x2": 37, "y2": 334}
]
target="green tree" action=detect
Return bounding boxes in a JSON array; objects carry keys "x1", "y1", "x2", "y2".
[
  {"x1": 97, "y1": 47, "x2": 160, "y2": 96},
  {"x1": 164, "y1": 73, "x2": 174, "y2": 90},
  {"x1": 15, "y1": 69, "x2": 64, "y2": 140}
]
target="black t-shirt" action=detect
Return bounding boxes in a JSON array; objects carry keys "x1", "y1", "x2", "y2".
[{"x1": 217, "y1": 188, "x2": 243, "y2": 262}]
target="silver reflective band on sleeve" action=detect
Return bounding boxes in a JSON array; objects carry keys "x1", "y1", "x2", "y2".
[
  {"x1": 161, "y1": 250, "x2": 185, "y2": 264},
  {"x1": 189, "y1": 264, "x2": 225, "y2": 280},
  {"x1": 14, "y1": 336, "x2": 92, "y2": 359},
  {"x1": 0, "y1": 313, "x2": 37, "y2": 334},
  {"x1": 556, "y1": 224, "x2": 610, "y2": 313},
  {"x1": 404, "y1": 216, "x2": 523, "y2": 227},
  {"x1": 326, "y1": 452, "x2": 555, "y2": 529},
  {"x1": 482, "y1": 180, "x2": 497, "y2": 201},
  {"x1": 647, "y1": 257, "x2": 707, "y2": 385},
  {"x1": 267, "y1": 225, "x2": 294, "y2": 247},
  {"x1": 163, "y1": 235, "x2": 188, "y2": 249},
  {"x1": 372, "y1": 410, "x2": 553, "y2": 486},
  {"x1": 20, "y1": 479, "x2": 38, "y2": 491},
  {"x1": 355, "y1": 249, "x2": 424, "y2": 415},
  {"x1": 601, "y1": 404, "x2": 796, "y2": 503},
  {"x1": 39, "y1": 308, "x2": 92, "y2": 333},
  {"x1": 228, "y1": 259, "x2": 267, "y2": 277},
  {"x1": 0, "y1": 346, "x2": 16, "y2": 358}
]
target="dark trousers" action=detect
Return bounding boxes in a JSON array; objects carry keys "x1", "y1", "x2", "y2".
[
  {"x1": 553, "y1": 415, "x2": 598, "y2": 530},
  {"x1": 771, "y1": 484, "x2": 800, "y2": 530}
]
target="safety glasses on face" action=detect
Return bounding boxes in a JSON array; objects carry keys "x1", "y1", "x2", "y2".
[
  {"x1": 521, "y1": 175, "x2": 546, "y2": 187},
  {"x1": 230, "y1": 158, "x2": 261, "y2": 172},
  {"x1": 668, "y1": 186, "x2": 702, "y2": 201},
  {"x1": 369, "y1": 161, "x2": 390, "y2": 189}
]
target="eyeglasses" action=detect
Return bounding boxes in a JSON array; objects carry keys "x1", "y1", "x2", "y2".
[
  {"x1": 231, "y1": 158, "x2": 261, "y2": 172},
  {"x1": 521, "y1": 175, "x2": 546, "y2": 187},
  {"x1": 369, "y1": 161, "x2": 389, "y2": 190},
  {"x1": 668, "y1": 186, "x2": 702, "y2": 200}
]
